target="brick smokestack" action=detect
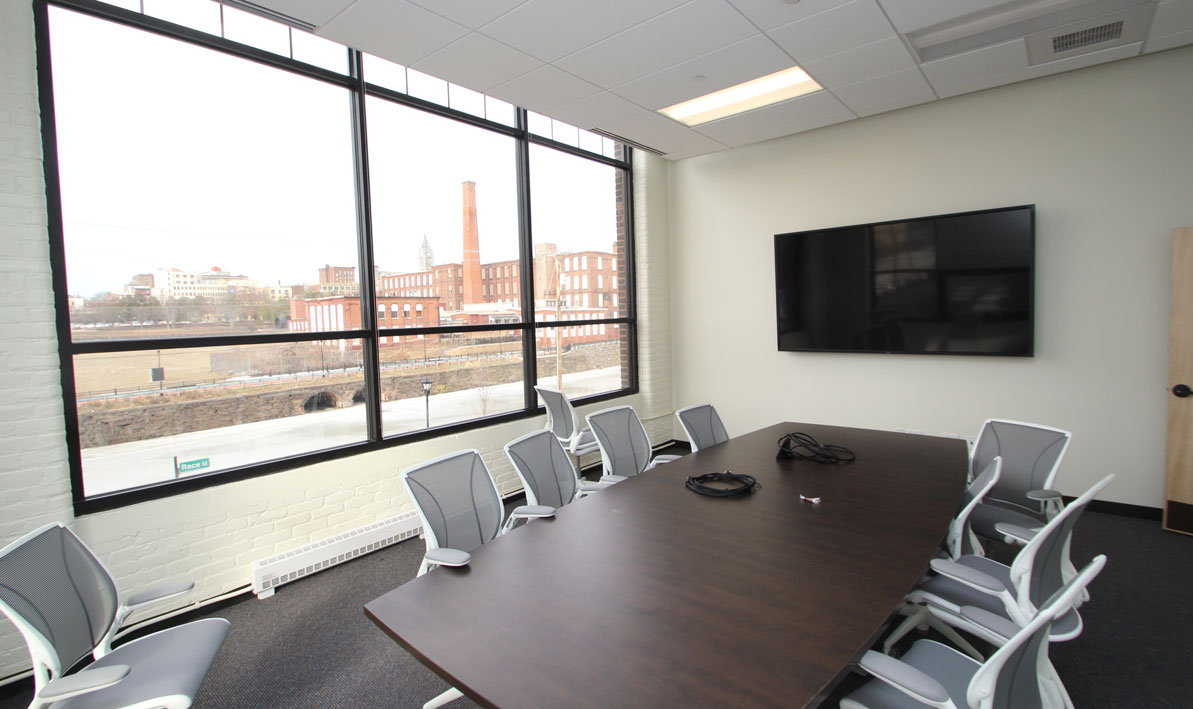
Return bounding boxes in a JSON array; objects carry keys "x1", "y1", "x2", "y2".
[{"x1": 461, "y1": 180, "x2": 482, "y2": 306}]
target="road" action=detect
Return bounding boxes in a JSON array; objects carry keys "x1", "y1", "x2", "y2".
[{"x1": 81, "y1": 367, "x2": 622, "y2": 496}]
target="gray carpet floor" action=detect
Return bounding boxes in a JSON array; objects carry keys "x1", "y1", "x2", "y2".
[{"x1": 1, "y1": 508, "x2": 1189, "y2": 707}]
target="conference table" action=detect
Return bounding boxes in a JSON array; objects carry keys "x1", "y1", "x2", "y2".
[{"x1": 365, "y1": 422, "x2": 969, "y2": 707}]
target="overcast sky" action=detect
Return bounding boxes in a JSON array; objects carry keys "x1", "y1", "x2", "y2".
[{"x1": 49, "y1": 5, "x2": 619, "y2": 297}]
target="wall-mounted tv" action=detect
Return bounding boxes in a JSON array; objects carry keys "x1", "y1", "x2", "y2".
[{"x1": 774, "y1": 205, "x2": 1034, "y2": 356}]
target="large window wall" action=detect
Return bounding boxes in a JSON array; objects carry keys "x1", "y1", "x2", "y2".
[{"x1": 38, "y1": 0, "x2": 636, "y2": 513}]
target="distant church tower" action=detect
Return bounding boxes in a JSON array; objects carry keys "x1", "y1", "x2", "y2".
[{"x1": 418, "y1": 234, "x2": 434, "y2": 271}]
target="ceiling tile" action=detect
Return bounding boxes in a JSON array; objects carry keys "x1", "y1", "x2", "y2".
[
  {"x1": 488, "y1": 66, "x2": 601, "y2": 113},
  {"x1": 479, "y1": 0, "x2": 688, "y2": 63},
  {"x1": 555, "y1": 0, "x2": 760, "y2": 89},
  {"x1": 767, "y1": 0, "x2": 898, "y2": 64},
  {"x1": 413, "y1": 33, "x2": 542, "y2": 92},
  {"x1": 598, "y1": 111, "x2": 729, "y2": 156},
  {"x1": 831, "y1": 67, "x2": 936, "y2": 117},
  {"x1": 249, "y1": 0, "x2": 356, "y2": 28},
  {"x1": 692, "y1": 91, "x2": 855, "y2": 146},
  {"x1": 726, "y1": 0, "x2": 855, "y2": 32},
  {"x1": 611, "y1": 35, "x2": 794, "y2": 110},
  {"x1": 406, "y1": 0, "x2": 529, "y2": 29},
  {"x1": 803, "y1": 35, "x2": 916, "y2": 88},
  {"x1": 318, "y1": 0, "x2": 469, "y2": 65},
  {"x1": 545, "y1": 92, "x2": 647, "y2": 129},
  {"x1": 877, "y1": 0, "x2": 1018, "y2": 35},
  {"x1": 925, "y1": 40, "x2": 1142, "y2": 99},
  {"x1": 919, "y1": 38, "x2": 1027, "y2": 95}
]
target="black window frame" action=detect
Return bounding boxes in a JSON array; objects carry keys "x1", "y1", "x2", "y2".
[{"x1": 35, "y1": 0, "x2": 638, "y2": 516}]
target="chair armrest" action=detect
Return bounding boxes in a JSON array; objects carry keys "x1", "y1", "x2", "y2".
[
  {"x1": 599, "y1": 474, "x2": 627, "y2": 484},
  {"x1": 993, "y1": 522, "x2": 1039, "y2": 545},
  {"x1": 646, "y1": 455, "x2": 680, "y2": 470},
  {"x1": 38, "y1": 665, "x2": 130, "y2": 702},
  {"x1": 857, "y1": 651, "x2": 953, "y2": 708},
  {"x1": 511, "y1": 505, "x2": 556, "y2": 519},
  {"x1": 929, "y1": 559, "x2": 1004, "y2": 594},
  {"x1": 125, "y1": 580, "x2": 195, "y2": 609},
  {"x1": 1026, "y1": 489, "x2": 1062, "y2": 501},
  {"x1": 578, "y1": 483, "x2": 611, "y2": 495},
  {"x1": 960, "y1": 606, "x2": 1021, "y2": 643},
  {"x1": 424, "y1": 548, "x2": 471, "y2": 567}
]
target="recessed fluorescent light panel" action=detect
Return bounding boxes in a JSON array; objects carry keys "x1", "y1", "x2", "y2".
[{"x1": 659, "y1": 66, "x2": 822, "y2": 126}]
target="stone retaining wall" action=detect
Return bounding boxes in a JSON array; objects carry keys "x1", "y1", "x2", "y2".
[{"x1": 79, "y1": 345, "x2": 621, "y2": 447}]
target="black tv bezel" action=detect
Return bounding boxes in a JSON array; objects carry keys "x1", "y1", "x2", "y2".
[{"x1": 774, "y1": 204, "x2": 1036, "y2": 357}]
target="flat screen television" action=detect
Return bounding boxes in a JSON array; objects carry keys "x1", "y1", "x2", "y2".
[{"x1": 774, "y1": 205, "x2": 1034, "y2": 356}]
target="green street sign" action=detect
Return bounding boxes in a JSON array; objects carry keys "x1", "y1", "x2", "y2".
[{"x1": 178, "y1": 457, "x2": 210, "y2": 472}]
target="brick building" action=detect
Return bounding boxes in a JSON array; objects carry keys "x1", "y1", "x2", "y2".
[{"x1": 288, "y1": 295, "x2": 440, "y2": 348}]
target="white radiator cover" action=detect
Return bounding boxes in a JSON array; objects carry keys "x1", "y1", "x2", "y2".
[{"x1": 251, "y1": 511, "x2": 422, "y2": 599}]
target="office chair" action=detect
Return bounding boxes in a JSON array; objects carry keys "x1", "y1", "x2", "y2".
[
  {"x1": 966, "y1": 419, "x2": 1071, "y2": 545},
  {"x1": 586, "y1": 405, "x2": 680, "y2": 478},
  {"x1": 675, "y1": 403, "x2": 729, "y2": 453},
  {"x1": 401, "y1": 450, "x2": 556, "y2": 709},
  {"x1": 505, "y1": 429, "x2": 619, "y2": 508},
  {"x1": 402, "y1": 449, "x2": 556, "y2": 578},
  {"x1": 883, "y1": 472, "x2": 1113, "y2": 697},
  {"x1": 943, "y1": 457, "x2": 1002, "y2": 560},
  {"x1": 842, "y1": 555, "x2": 1106, "y2": 709},
  {"x1": 534, "y1": 386, "x2": 601, "y2": 461},
  {"x1": 0, "y1": 523, "x2": 229, "y2": 709}
]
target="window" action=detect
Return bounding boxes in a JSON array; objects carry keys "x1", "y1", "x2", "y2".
[{"x1": 40, "y1": 0, "x2": 636, "y2": 512}]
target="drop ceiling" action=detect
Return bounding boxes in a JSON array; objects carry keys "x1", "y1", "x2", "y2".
[{"x1": 247, "y1": 0, "x2": 1193, "y2": 160}]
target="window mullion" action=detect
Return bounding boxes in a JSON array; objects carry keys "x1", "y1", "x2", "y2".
[
  {"x1": 349, "y1": 49, "x2": 382, "y2": 442},
  {"x1": 515, "y1": 108, "x2": 538, "y2": 412}
]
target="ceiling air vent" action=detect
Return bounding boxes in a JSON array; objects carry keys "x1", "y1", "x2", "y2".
[
  {"x1": 1025, "y1": 3, "x2": 1154, "y2": 65},
  {"x1": 1053, "y1": 20, "x2": 1124, "y2": 53}
]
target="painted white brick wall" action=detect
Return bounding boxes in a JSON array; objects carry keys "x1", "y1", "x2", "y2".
[
  {"x1": 0, "y1": 1, "x2": 674, "y2": 680},
  {"x1": 0, "y1": 0, "x2": 76, "y2": 676}
]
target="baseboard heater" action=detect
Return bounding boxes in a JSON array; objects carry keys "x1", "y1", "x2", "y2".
[{"x1": 251, "y1": 511, "x2": 422, "y2": 599}]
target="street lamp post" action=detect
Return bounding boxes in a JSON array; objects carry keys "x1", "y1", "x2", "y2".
[{"x1": 422, "y1": 377, "x2": 432, "y2": 428}]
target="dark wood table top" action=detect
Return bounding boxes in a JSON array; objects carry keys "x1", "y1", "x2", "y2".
[{"x1": 366, "y1": 422, "x2": 968, "y2": 708}]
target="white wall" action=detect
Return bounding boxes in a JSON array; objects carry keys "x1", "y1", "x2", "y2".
[
  {"x1": 0, "y1": 0, "x2": 672, "y2": 679},
  {"x1": 668, "y1": 45, "x2": 1193, "y2": 509}
]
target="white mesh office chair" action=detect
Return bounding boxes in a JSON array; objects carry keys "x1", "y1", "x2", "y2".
[
  {"x1": 967, "y1": 420, "x2": 1071, "y2": 545},
  {"x1": 505, "y1": 429, "x2": 620, "y2": 508},
  {"x1": 586, "y1": 405, "x2": 679, "y2": 478},
  {"x1": 0, "y1": 523, "x2": 229, "y2": 709},
  {"x1": 402, "y1": 449, "x2": 556, "y2": 578},
  {"x1": 675, "y1": 404, "x2": 729, "y2": 453},
  {"x1": 842, "y1": 555, "x2": 1106, "y2": 709},
  {"x1": 534, "y1": 386, "x2": 601, "y2": 460},
  {"x1": 882, "y1": 473, "x2": 1113, "y2": 708},
  {"x1": 401, "y1": 450, "x2": 556, "y2": 709},
  {"x1": 944, "y1": 457, "x2": 1002, "y2": 560}
]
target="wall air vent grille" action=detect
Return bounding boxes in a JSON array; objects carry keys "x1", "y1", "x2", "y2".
[{"x1": 1053, "y1": 21, "x2": 1124, "y2": 53}]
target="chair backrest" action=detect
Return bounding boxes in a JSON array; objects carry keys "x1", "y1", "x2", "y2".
[
  {"x1": 0, "y1": 523, "x2": 119, "y2": 677},
  {"x1": 401, "y1": 450, "x2": 504, "y2": 555},
  {"x1": 587, "y1": 406, "x2": 653, "y2": 477},
  {"x1": 675, "y1": 404, "x2": 729, "y2": 453},
  {"x1": 968, "y1": 555, "x2": 1106, "y2": 709},
  {"x1": 972, "y1": 419, "x2": 1071, "y2": 514},
  {"x1": 1009, "y1": 474, "x2": 1114, "y2": 618},
  {"x1": 949, "y1": 456, "x2": 1002, "y2": 558},
  {"x1": 506, "y1": 429, "x2": 581, "y2": 508},
  {"x1": 535, "y1": 386, "x2": 580, "y2": 442}
]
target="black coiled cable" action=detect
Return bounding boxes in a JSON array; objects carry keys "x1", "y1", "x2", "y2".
[
  {"x1": 685, "y1": 471, "x2": 759, "y2": 498},
  {"x1": 776, "y1": 432, "x2": 856, "y2": 463}
]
